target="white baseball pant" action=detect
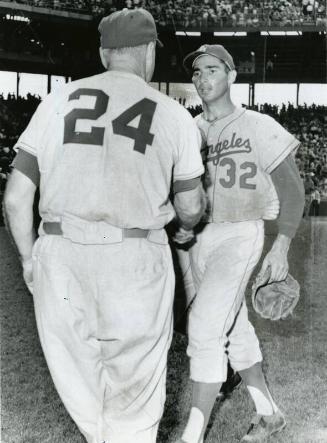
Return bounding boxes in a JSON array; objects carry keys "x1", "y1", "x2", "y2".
[
  {"x1": 187, "y1": 220, "x2": 264, "y2": 383},
  {"x1": 31, "y1": 232, "x2": 174, "y2": 443}
]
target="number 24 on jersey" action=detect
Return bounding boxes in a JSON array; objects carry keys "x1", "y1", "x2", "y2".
[{"x1": 63, "y1": 88, "x2": 157, "y2": 155}]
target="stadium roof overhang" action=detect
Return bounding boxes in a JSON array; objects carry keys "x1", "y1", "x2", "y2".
[{"x1": 0, "y1": 1, "x2": 92, "y2": 24}]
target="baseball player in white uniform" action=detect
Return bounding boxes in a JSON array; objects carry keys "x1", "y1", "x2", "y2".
[
  {"x1": 174, "y1": 45, "x2": 304, "y2": 443},
  {"x1": 3, "y1": 10, "x2": 206, "y2": 443}
]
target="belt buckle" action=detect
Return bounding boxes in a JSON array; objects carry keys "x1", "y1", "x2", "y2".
[{"x1": 97, "y1": 222, "x2": 123, "y2": 244}]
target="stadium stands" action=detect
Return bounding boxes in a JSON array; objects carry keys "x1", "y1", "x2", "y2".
[
  {"x1": 0, "y1": 93, "x2": 39, "y2": 191},
  {"x1": 146, "y1": 0, "x2": 326, "y2": 29},
  {"x1": 0, "y1": 0, "x2": 325, "y2": 25}
]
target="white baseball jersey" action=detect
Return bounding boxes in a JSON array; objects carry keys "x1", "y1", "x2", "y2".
[
  {"x1": 15, "y1": 70, "x2": 204, "y2": 229},
  {"x1": 195, "y1": 108, "x2": 300, "y2": 223}
]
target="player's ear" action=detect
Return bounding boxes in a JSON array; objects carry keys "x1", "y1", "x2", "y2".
[
  {"x1": 145, "y1": 41, "x2": 156, "y2": 83},
  {"x1": 227, "y1": 69, "x2": 237, "y2": 87},
  {"x1": 99, "y1": 47, "x2": 109, "y2": 70}
]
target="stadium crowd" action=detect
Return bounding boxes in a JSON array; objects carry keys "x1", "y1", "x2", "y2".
[
  {"x1": 0, "y1": 95, "x2": 326, "y2": 204},
  {"x1": 1, "y1": 0, "x2": 326, "y2": 25},
  {"x1": 144, "y1": 0, "x2": 326, "y2": 29},
  {"x1": 0, "y1": 93, "x2": 39, "y2": 191}
]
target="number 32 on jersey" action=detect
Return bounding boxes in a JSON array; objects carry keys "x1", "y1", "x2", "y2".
[
  {"x1": 63, "y1": 88, "x2": 157, "y2": 155},
  {"x1": 218, "y1": 157, "x2": 257, "y2": 190}
]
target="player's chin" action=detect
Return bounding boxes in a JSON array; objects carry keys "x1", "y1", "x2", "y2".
[{"x1": 198, "y1": 91, "x2": 214, "y2": 103}]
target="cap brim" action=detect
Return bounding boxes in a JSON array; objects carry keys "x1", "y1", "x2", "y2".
[
  {"x1": 183, "y1": 50, "x2": 206, "y2": 72},
  {"x1": 183, "y1": 50, "x2": 235, "y2": 73}
]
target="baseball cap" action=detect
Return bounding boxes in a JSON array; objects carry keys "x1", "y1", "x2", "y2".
[
  {"x1": 98, "y1": 9, "x2": 162, "y2": 49},
  {"x1": 183, "y1": 44, "x2": 235, "y2": 72}
]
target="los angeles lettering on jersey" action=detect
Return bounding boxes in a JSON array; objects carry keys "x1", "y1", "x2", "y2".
[{"x1": 204, "y1": 132, "x2": 252, "y2": 166}]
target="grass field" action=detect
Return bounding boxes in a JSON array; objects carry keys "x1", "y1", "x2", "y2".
[{"x1": 1, "y1": 218, "x2": 327, "y2": 443}]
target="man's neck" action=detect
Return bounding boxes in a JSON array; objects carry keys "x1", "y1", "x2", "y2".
[
  {"x1": 202, "y1": 97, "x2": 236, "y2": 123},
  {"x1": 108, "y1": 60, "x2": 146, "y2": 81}
]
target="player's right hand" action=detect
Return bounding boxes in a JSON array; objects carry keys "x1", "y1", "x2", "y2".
[
  {"x1": 22, "y1": 258, "x2": 34, "y2": 295},
  {"x1": 173, "y1": 227, "x2": 195, "y2": 245}
]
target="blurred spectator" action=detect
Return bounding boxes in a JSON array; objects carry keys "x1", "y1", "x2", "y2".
[
  {"x1": 320, "y1": 179, "x2": 327, "y2": 200},
  {"x1": 266, "y1": 59, "x2": 274, "y2": 73},
  {"x1": 303, "y1": 172, "x2": 316, "y2": 216},
  {"x1": 310, "y1": 186, "x2": 321, "y2": 216}
]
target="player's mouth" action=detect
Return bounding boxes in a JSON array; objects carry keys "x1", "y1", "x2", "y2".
[{"x1": 199, "y1": 86, "x2": 212, "y2": 95}]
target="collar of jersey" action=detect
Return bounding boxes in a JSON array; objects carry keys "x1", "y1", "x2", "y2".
[
  {"x1": 106, "y1": 69, "x2": 147, "y2": 83},
  {"x1": 201, "y1": 107, "x2": 245, "y2": 126}
]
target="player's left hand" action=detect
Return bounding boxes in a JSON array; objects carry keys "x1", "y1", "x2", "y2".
[
  {"x1": 259, "y1": 250, "x2": 288, "y2": 284},
  {"x1": 22, "y1": 258, "x2": 34, "y2": 295},
  {"x1": 259, "y1": 234, "x2": 291, "y2": 283}
]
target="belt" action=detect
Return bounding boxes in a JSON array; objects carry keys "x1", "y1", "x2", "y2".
[{"x1": 43, "y1": 222, "x2": 149, "y2": 239}]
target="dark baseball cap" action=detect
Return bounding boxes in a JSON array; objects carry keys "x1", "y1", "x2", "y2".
[
  {"x1": 183, "y1": 44, "x2": 235, "y2": 72},
  {"x1": 99, "y1": 9, "x2": 162, "y2": 49}
]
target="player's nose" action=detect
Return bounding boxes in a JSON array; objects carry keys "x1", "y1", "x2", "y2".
[
  {"x1": 200, "y1": 72, "x2": 211, "y2": 83},
  {"x1": 199, "y1": 78, "x2": 210, "y2": 88}
]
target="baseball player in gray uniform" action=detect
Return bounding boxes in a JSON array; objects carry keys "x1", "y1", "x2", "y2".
[
  {"x1": 173, "y1": 45, "x2": 304, "y2": 443},
  {"x1": 3, "y1": 10, "x2": 206, "y2": 443}
]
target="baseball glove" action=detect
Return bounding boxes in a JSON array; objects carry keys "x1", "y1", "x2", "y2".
[{"x1": 251, "y1": 268, "x2": 300, "y2": 321}]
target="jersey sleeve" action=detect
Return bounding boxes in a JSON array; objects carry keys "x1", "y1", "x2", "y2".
[
  {"x1": 12, "y1": 149, "x2": 40, "y2": 186},
  {"x1": 173, "y1": 109, "x2": 204, "y2": 183},
  {"x1": 271, "y1": 154, "x2": 305, "y2": 238},
  {"x1": 255, "y1": 114, "x2": 300, "y2": 174},
  {"x1": 13, "y1": 95, "x2": 53, "y2": 157}
]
